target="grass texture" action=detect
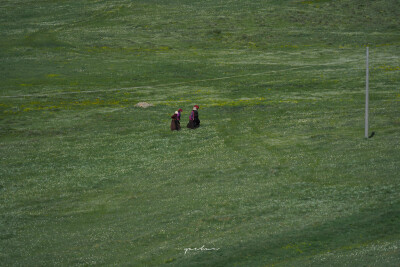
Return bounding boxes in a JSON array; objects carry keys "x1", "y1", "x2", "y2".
[{"x1": 1, "y1": 0, "x2": 400, "y2": 266}]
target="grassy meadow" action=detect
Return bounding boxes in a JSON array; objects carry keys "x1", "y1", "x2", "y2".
[{"x1": 1, "y1": 0, "x2": 400, "y2": 266}]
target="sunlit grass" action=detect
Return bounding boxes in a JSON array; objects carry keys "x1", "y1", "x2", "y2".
[{"x1": 1, "y1": 0, "x2": 400, "y2": 266}]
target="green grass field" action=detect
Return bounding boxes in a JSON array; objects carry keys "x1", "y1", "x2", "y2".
[{"x1": 1, "y1": 0, "x2": 400, "y2": 266}]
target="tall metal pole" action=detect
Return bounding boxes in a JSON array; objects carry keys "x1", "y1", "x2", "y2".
[{"x1": 365, "y1": 46, "x2": 369, "y2": 138}]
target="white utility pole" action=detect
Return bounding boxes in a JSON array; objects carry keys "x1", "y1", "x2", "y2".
[{"x1": 365, "y1": 46, "x2": 369, "y2": 139}]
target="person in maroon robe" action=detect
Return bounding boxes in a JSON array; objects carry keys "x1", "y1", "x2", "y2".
[
  {"x1": 171, "y1": 111, "x2": 181, "y2": 131},
  {"x1": 187, "y1": 105, "x2": 200, "y2": 129}
]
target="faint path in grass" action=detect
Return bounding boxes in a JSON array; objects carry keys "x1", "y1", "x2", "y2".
[{"x1": 0, "y1": 58, "x2": 361, "y2": 99}]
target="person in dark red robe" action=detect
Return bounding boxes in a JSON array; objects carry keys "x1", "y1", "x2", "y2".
[
  {"x1": 171, "y1": 111, "x2": 181, "y2": 131},
  {"x1": 187, "y1": 105, "x2": 200, "y2": 129}
]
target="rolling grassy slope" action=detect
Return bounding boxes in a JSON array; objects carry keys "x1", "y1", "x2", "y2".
[{"x1": 1, "y1": 0, "x2": 400, "y2": 266}]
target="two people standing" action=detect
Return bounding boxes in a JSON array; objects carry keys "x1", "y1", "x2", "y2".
[{"x1": 171, "y1": 105, "x2": 200, "y2": 131}]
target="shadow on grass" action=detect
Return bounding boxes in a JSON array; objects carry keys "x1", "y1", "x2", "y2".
[{"x1": 170, "y1": 201, "x2": 400, "y2": 266}]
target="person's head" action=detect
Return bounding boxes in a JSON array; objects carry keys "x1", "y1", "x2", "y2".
[
  {"x1": 194, "y1": 105, "x2": 199, "y2": 109},
  {"x1": 178, "y1": 108, "x2": 183, "y2": 112},
  {"x1": 175, "y1": 111, "x2": 179, "y2": 115},
  {"x1": 193, "y1": 106, "x2": 197, "y2": 111}
]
